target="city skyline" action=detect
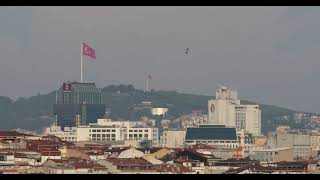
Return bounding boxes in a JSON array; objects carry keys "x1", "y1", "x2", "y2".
[{"x1": 0, "y1": 7, "x2": 320, "y2": 113}]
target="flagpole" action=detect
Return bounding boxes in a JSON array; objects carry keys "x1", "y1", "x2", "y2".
[
  {"x1": 81, "y1": 42, "x2": 83, "y2": 83},
  {"x1": 146, "y1": 72, "x2": 149, "y2": 92}
]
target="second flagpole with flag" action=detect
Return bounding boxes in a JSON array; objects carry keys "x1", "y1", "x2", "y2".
[{"x1": 146, "y1": 73, "x2": 152, "y2": 92}]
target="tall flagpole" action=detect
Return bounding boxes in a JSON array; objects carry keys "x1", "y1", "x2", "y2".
[
  {"x1": 81, "y1": 42, "x2": 83, "y2": 83},
  {"x1": 146, "y1": 72, "x2": 149, "y2": 92}
]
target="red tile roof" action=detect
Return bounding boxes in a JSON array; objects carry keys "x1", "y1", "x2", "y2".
[
  {"x1": 0, "y1": 131, "x2": 34, "y2": 137},
  {"x1": 224, "y1": 162, "x2": 309, "y2": 174},
  {"x1": 85, "y1": 151, "x2": 105, "y2": 156},
  {"x1": 71, "y1": 162, "x2": 106, "y2": 169},
  {"x1": 14, "y1": 153, "x2": 28, "y2": 158},
  {"x1": 107, "y1": 157, "x2": 153, "y2": 166},
  {"x1": 0, "y1": 148, "x2": 38, "y2": 153},
  {"x1": 157, "y1": 164, "x2": 193, "y2": 173}
]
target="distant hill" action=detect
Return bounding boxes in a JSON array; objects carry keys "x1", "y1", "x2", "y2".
[{"x1": 0, "y1": 84, "x2": 310, "y2": 134}]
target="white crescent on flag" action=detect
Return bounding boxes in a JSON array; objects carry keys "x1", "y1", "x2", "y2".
[{"x1": 82, "y1": 42, "x2": 96, "y2": 59}]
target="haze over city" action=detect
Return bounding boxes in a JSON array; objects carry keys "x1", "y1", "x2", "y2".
[{"x1": 0, "y1": 6, "x2": 319, "y2": 113}]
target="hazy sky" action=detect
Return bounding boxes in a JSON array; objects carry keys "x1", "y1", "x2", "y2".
[{"x1": 0, "y1": 7, "x2": 319, "y2": 113}]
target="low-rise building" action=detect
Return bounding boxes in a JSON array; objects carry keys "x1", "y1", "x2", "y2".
[
  {"x1": 160, "y1": 129, "x2": 186, "y2": 148},
  {"x1": 250, "y1": 147, "x2": 294, "y2": 163},
  {"x1": 224, "y1": 161, "x2": 309, "y2": 174},
  {"x1": 266, "y1": 127, "x2": 312, "y2": 160},
  {"x1": 309, "y1": 132, "x2": 320, "y2": 157},
  {"x1": 77, "y1": 119, "x2": 159, "y2": 147},
  {"x1": 28, "y1": 159, "x2": 107, "y2": 174},
  {"x1": 44, "y1": 126, "x2": 77, "y2": 142},
  {"x1": 185, "y1": 125, "x2": 239, "y2": 148}
]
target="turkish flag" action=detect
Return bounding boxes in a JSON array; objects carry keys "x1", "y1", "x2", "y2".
[{"x1": 82, "y1": 42, "x2": 96, "y2": 59}]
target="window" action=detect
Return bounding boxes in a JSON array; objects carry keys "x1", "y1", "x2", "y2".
[
  {"x1": 102, "y1": 134, "x2": 106, "y2": 137},
  {"x1": 92, "y1": 130, "x2": 96, "y2": 132},
  {"x1": 134, "y1": 134, "x2": 138, "y2": 137},
  {"x1": 106, "y1": 134, "x2": 110, "y2": 137},
  {"x1": 92, "y1": 134, "x2": 97, "y2": 137},
  {"x1": 139, "y1": 134, "x2": 143, "y2": 137},
  {"x1": 129, "y1": 134, "x2": 133, "y2": 137},
  {"x1": 97, "y1": 134, "x2": 101, "y2": 137},
  {"x1": 107, "y1": 130, "x2": 110, "y2": 132},
  {"x1": 144, "y1": 134, "x2": 148, "y2": 138},
  {"x1": 129, "y1": 130, "x2": 133, "y2": 132},
  {"x1": 145, "y1": 130, "x2": 149, "y2": 132},
  {"x1": 102, "y1": 130, "x2": 106, "y2": 132},
  {"x1": 112, "y1": 129, "x2": 115, "y2": 132},
  {"x1": 139, "y1": 130, "x2": 143, "y2": 132},
  {"x1": 134, "y1": 130, "x2": 138, "y2": 132},
  {"x1": 97, "y1": 130, "x2": 101, "y2": 132},
  {"x1": 112, "y1": 134, "x2": 115, "y2": 137}
]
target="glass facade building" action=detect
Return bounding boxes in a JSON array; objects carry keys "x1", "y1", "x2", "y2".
[{"x1": 53, "y1": 82, "x2": 105, "y2": 128}]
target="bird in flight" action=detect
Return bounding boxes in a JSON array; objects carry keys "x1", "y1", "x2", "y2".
[{"x1": 185, "y1": 48, "x2": 190, "y2": 55}]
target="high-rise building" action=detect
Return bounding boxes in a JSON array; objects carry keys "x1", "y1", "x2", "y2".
[
  {"x1": 208, "y1": 86, "x2": 261, "y2": 136},
  {"x1": 53, "y1": 81, "x2": 105, "y2": 128}
]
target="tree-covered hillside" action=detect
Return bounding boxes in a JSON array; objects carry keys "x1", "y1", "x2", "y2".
[{"x1": 0, "y1": 84, "x2": 306, "y2": 134}]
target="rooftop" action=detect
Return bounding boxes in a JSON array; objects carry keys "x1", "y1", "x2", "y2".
[
  {"x1": 107, "y1": 157, "x2": 153, "y2": 166},
  {"x1": 64, "y1": 82, "x2": 102, "y2": 93},
  {"x1": 186, "y1": 127, "x2": 237, "y2": 140},
  {"x1": 0, "y1": 131, "x2": 34, "y2": 137},
  {"x1": 254, "y1": 147, "x2": 293, "y2": 152}
]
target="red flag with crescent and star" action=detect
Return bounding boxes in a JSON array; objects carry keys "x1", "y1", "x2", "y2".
[{"x1": 82, "y1": 42, "x2": 96, "y2": 60}]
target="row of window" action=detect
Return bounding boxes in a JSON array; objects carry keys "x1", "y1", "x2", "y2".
[
  {"x1": 186, "y1": 140, "x2": 238, "y2": 144},
  {"x1": 90, "y1": 129, "x2": 154, "y2": 133},
  {"x1": 90, "y1": 129, "x2": 116, "y2": 133},
  {"x1": 129, "y1": 134, "x2": 148, "y2": 138},
  {"x1": 90, "y1": 134, "x2": 116, "y2": 137},
  {"x1": 91, "y1": 138, "x2": 115, "y2": 141},
  {"x1": 61, "y1": 137, "x2": 76, "y2": 140},
  {"x1": 129, "y1": 129, "x2": 149, "y2": 133}
]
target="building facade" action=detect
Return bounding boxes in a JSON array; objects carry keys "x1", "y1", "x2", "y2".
[
  {"x1": 160, "y1": 129, "x2": 186, "y2": 148},
  {"x1": 76, "y1": 119, "x2": 159, "y2": 147},
  {"x1": 185, "y1": 125, "x2": 239, "y2": 148},
  {"x1": 266, "y1": 127, "x2": 311, "y2": 160},
  {"x1": 250, "y1": 147, "x2": 294, "y2": 163},
  {"x1": 44, "y1": 126, "x2": 77, "y2": 142},
  {"x1": 208, "y1": 86, "x2": 261, "y2": 136}
]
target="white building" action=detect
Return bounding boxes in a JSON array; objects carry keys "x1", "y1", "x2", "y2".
[
  {"x1": 44, "y1": 126, "x2": 77, "y2": 142},
  {"x1": 208, "y1": 86, "x2": 261, "y2": 136},
  {"x1": 151, "y1": 108, "x2": 168, "y2": 116},
  {"x1": 77, "y1": 119, "x2": 159, "y2": 147}
]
